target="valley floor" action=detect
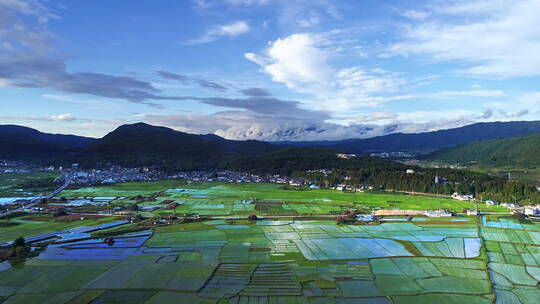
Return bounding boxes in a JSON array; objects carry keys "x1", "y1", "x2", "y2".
[{"x1": 0, "y1": 181, "x2": 536, "y2": 303}]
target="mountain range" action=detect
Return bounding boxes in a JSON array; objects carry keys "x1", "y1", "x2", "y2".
[
  {"x1": 278, "y1": 121, "x2": 540, "y2": 154},
  {"x1": 2, "y1": 121, "x2": 540, "y2": 169},
  {"x1": 0, "y1": 125, "x2": 97, "y2": 161}
]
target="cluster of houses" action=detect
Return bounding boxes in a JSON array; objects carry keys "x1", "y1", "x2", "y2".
[
  {"x1": 50, "y1": 166, "x2": 166, "y2": 186},
  {"x1": 486, "y1": 200, "x2": 540, "y2": 216},
  {"x1": 371, "y1": 151, "x2": 416, "y2": 158}
]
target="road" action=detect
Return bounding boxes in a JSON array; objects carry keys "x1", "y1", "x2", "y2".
[{"x1": 0, "y1": 175, "x2": 71, "y2": 218}]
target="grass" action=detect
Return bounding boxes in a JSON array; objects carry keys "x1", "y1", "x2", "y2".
[
  {"x1": 60, "y1": 182, "x2": 508, "y2": 216},
  {"x1": 0, "y1": 214, "x2": 117, "y2": 243},
  {"x1": 0, "y1": 172, "x2": 61, "y2": 198}
]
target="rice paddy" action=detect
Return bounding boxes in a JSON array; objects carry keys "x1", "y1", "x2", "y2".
[
  {"x1": 0, "y1": 172, "x2": 61, "y2": 201},
  {"x1": 0, "y1": 181, "x2": 536, "y2": 303},
  {"x1": 58, "y1": 181, "x2": 507, "y2": 215}
]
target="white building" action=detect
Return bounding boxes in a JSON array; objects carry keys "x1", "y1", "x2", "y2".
[
  {"x1": 424, "y1": 210, "x2": 452, "y2": 217},
  {"x1": 452, "y1": 193, "x2": 474, "y2": 201},
  {"x1": 523, "y1": 206, "x2": 540, "y2": 216},
  {"x1": 467, "y1": 210, "x2": 478, "y2": 216}
]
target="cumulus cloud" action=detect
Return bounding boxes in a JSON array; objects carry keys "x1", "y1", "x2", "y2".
[
  {"x1": 51, "y1": 113, "x2": 76, "y2": 122},
  {"x1": 388, "y1": 0, "x2": 540, "y2": 78},
  {"x1": 245, "y1": 33, "x2": 400, "y2": 112},
  {"x1": 135, "y1": 88, "x2": 540, "y2": 142},
  {"x1": 186, "y1": 21, "x2": 250, "y2": 44},
  {"x1": 136, "y1": 109, "x2": 484, "y2": 142}
]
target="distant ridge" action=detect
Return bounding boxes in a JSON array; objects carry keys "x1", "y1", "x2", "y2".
[
  {"x1": 4, "y1": 120, "x2": 540, "y2": 165},
  {"x1": 428, "y1": 132, "x2": 540, "y2": 168},
  {"x1": 0, "y1": 125, "x2": 97, "y2": 161},
  {"x1": 0, "y1": 125, "x2": 97, "y2": 147},
  {"x1": 277, "y1": 121, "x2": 540, "y2": 154}
]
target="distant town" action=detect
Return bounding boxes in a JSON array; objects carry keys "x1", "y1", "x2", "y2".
[{"x1": 2, "y1": 159, "x2": 539, "y2": 220}]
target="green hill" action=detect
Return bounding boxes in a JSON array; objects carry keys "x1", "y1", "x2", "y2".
[
  {"x1": 428, "y1": 132, "x2": 540, "y2": 168},
  {"x1": 60, "y1": 123, "x2": 276, "y2": 170}
]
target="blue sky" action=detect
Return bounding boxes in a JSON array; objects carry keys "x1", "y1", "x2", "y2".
[{"x1": 1, "y1": 0, "x2": 539, "y2": 140}]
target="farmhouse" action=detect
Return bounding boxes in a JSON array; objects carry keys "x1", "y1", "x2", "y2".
[
  {"x1": 524, "y1": 206, "x2": 540, "y2": 216},
  {"x1": 424, "y1": 210, "x2": 452, "y2": 217},
  {"x1": 452, "y1": 192, "x2": 474, "y2": 201},
  {"x1": 466, "y1": 209, "x2": 478, "y2": 216}
]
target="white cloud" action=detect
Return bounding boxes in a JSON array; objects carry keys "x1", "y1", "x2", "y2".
[
  {"x1": 388, "y1": 0, "x2": 540, "y2": 78},
  {"x1": 0, "y1": 78, "x2": 13, "y2": 87},
  {"x1": 186, "y1": 21, "x2": 250, "y2": 44},
  {"x1": 402, "y1": 10, "x2": 429, "y2": 20},
  {"x1": 51, "y1": 113, "x2": 76, "y2": 122},
  {"x1": 245, "y1": 33, "x2": 400, "y2": 113}
]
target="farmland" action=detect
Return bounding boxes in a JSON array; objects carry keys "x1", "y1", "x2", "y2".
[
  {"x1": 58, "y1": 181, "x2": 508, "y2": 215},
  {"x1": 0, "y1": 181, "x2": 536, "y2": 303},
  {"x1": 0, "y1": 172, "x2": 61, "y2": 202}
]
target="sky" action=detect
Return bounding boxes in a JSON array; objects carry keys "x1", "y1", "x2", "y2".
[{"x1": 1, "y1": 0, "x2": 540, "y2": 141}]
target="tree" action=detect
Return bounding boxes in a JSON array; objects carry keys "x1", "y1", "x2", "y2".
[
  {"x1": 248, "y1": 214, "x2": 258, "y2": 221},
  {"x1": 13, "y1": 237, "x2": 25, "y2": 248},
  {"x1": 12, "y1": 237, "x2": 26, "y2": 258},
  {"x1": 53, "y1": 208, "x2": 67, "y2": 217}
]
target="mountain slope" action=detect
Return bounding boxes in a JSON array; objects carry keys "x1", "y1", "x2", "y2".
[
  {"x1": 0, "y1": 125, "x2": 97, "y2": 147},
  {"x1": 62, "y1": 123, "x2": 277, "y2": 169},
  {"x1": 428, "y1": 132, "x2": 540, "y2": 168},
  {"x1": 278, "y1": 121, "x2": 540, "y2": 154},
  {"x1": 0, "y1": 125, "x2": 97, "y2": 161},
  {"x1": 220, "y1": 146, "x2": 405, "y2": 175}
]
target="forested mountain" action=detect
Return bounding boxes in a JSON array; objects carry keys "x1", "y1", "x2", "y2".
[
  {"x1": 428, "y1": 132, "x2": 540, "y2": 168},
  {"x1": 0, "y1": 125, "x2": 97, "y2": 147},
  {"x1": 220, "y1": 147, "x2": 404, "y2": 175},
  {"x1": 59, "y1": 123, "x2": 277, "y2": 170},
  {"x1": 4, "y1": 123, "x2": 538, "y2": 202},
  {"x1": 278, "y1": 121, "x2": 540, "y2": 154},
  {"x1": 0, "y1": 125, "x2": 97, "y2": 161}
]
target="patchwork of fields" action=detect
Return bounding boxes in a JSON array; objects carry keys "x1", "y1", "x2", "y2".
[
  {"x1": 58, "y1": 181, "x2": 507, "y2": 215},
  {"x1": 2, "y1": 215, "x2": 537, "y2": 303},
  {"x1": 0, "y1": 172, "x2": 61, "y2": 203},
  {"x1": 0, "y1": 181, "x2": 536, "y2": 303},
  {"x1": 1, "y1": 219, "x2": 503, "y2": 303}
]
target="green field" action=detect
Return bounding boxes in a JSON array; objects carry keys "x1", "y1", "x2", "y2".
[
  {"x1": 0, "y1": 172, "x2": 61, "y2": 198},
  {"x1": 59, "y1": 181, "x2": 507, "y2": 215},
  {"x1": 0, "y1": 215, "x2": 118, "y2": 243},
  {"x1": 1, "y1": 180, "x2": 535, "y2": 303},
  {"x1": 0, "y1": 218, "x2": 501, "y2": 303}
]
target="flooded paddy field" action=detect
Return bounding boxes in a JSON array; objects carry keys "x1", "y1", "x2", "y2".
[
  {"x1": 2, "y1": 217, "x2": 529, "y2": 303},
  {"x1": 1, "y1": 181, "x2": 535, "y2": 303}
]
